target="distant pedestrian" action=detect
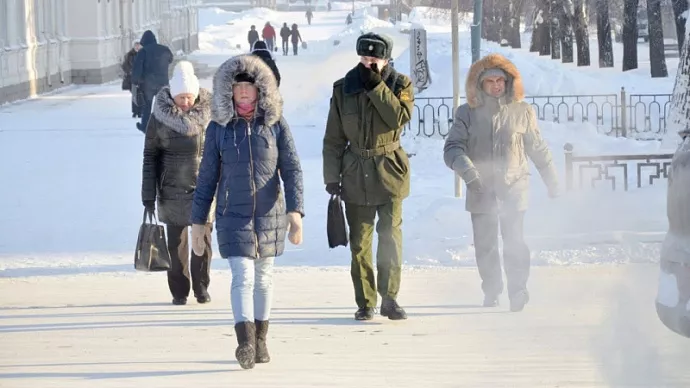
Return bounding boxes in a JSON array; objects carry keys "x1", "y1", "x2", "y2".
[{"x1": 132, "y1": 30, "x2": 173, "y2": 133}]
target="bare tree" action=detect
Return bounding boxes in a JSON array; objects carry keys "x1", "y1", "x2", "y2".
[
  {"x1": 551, "y1": 0, "x2": 562, "y2": 59},
  {"x1": 530, "y1": 8, "x2": 545, "y2": 51},
  {"x1": 539, "y1": 0, "x2": 552, "y2": 55},
  {"x1": 596, "y1": 0, "x2": 615, "y2": 67},
  {"x1": 648, "y1": 0, "x2": 669, "y2": 77},
  {"x1": 561, "y1": 0, "x2": 575, "y2": 62},
  {"x1": 622, "y1": 0, "x2": 640, "y2": 70},
  {"x1": 672, "y1": 0, "x2": 689, "y2": 51},
  {"x1": 665, "y1": 21, "x2": 690, "y2": 146},
  {"x1": 508, "y1": 0, "x2": 527, "y2": 48},
  {"x1": 483, "y1": 0, "x2": 501, "y2": 42},
  {"x1": 573, "y1": 0, "x2": 591, "y2": 65}
]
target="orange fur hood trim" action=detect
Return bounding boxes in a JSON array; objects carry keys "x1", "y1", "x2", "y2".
[{"x1": 465, "y1": 53, "x2": 524, "y2": 108}]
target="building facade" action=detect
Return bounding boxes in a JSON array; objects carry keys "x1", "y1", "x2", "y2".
[{"x1": 0, "y1": 0, "x2": 200, "y2": 104}]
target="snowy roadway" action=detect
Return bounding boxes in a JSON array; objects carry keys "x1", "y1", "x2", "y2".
[{"x1": 2, "y1": 266, "x2": 690, "y2": 387}]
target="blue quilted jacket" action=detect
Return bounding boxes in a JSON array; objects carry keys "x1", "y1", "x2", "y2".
[{"x1": 191, "y1": 54, "x2": 304, "y2": 259}]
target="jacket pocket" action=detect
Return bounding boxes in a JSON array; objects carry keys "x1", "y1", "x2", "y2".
[{"x1": 376, "y1": 148, "x2": 410, "y2": 196}]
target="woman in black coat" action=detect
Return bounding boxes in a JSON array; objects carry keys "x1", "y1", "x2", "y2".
[
  {"x1": 141, "y1": 61, "x2": 215, "y2": 306},
  {"x1": 251, "y1": 40, "x2": 281, "y2": 87}
]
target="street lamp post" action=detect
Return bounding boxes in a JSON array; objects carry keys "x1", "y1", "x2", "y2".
[{"x1": 451, "y1": 0, "x2": 462, "y2": 197}]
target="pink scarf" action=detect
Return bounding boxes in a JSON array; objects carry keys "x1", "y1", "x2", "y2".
[{"x1": 236, "y1": 101, "x2": 256, "y2": 120}]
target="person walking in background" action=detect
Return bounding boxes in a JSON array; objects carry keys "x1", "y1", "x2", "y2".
[
  {"x1": 290, "y1": 24, "x2": 302, "y2": 56},
  {"x1": 443, "y1": 53, "x2": 560, "y2": 312},
  {"x1": 251, "y1": 40, "x2": 281, "y2": 87},
  {"x1": 121, "y1": 40, "x2": 142, "y2": 118},
  {"x1": 306, "y1": 9, "x2": 313, "y2": 25},
  {"x1": 261, "y1": 22, "x2": 276, "y2": 52},
  {"x1": 132, "y1": 30, "x2": 173, "y2": 133},
  {"x1": 191, "y1": 54, "x2": 304, "y2": 369},
  {"x1": 247, "y1": 25, "x2": 260, "y2": 50},
  {"x1": 141, "y1": 61, "x2": 214, "y2": 306},
  {"x1": 322, "y1": 33, "x2": 414, "y2": 321},
  {"x1": 280, "y1": 22, "x2": 291, "y2": 56}
]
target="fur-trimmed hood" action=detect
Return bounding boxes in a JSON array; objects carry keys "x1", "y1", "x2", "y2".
[
  {"x1": 152, "y1": 87, "x2": 212, "y2": 136},
  {"x1": 211, "y1": 54, "x2": 282, "y2": 127},
  {"x1": 465, "y1": 53, "x2": 524, "y2": 108}
]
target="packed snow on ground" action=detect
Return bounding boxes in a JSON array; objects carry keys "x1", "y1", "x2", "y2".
[{"x1": 0, "y1": 7, "x2": 675, "y2": 277}]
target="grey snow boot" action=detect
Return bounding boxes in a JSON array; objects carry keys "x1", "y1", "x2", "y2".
[
  {"x1": 234, "y1": 321, "x2": 256, "y2": 369},
  {"x1": 509, "y1": 290, "x2": 530, "y2": 312},
  {"x1": 255, "y1": 320, "x2": 271, "y2": 363}
]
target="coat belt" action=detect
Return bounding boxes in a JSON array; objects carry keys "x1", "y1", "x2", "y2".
[{"x1": 349, "y1": 141, "x2": 400, "y2": 158}]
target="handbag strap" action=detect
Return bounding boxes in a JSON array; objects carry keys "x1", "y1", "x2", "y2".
[{"x1": 142, "y1": 209, "x2": 159, "y2": 225}]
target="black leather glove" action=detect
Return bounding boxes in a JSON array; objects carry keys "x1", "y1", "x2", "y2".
[
  {"x1": 466, "y1": 177, "x2": 484, "y2": 193},
  {"x1": 325, "y1": 183, "x2": 341, "y2": 195},
  {"x1": 358, "y1": 62, "x2": 382, "y2": 91},
  {"x1": 143, "y1": 200, "x2": 156, "y2": 214}
]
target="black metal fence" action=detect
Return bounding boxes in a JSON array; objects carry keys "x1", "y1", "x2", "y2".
[
  {"x1": 563, "y1": 143, "x2": 674, "y2": 191},
  {"x1": 404, "y1": 88, "x2": 672, "y2": 140}
]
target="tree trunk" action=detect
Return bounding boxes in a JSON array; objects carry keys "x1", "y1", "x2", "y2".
[
  {"x1": 551, "y1": 0, "x2": 562, "y2": 59},
  {"x1": 483, "y1": 0, "x2": 501, "y2": 42},
  {"x1": 622, "y1": 0, "x2": 640, "y2": 71},
  {"x1": 672, "y1": 0, "x2": 689, "y2": 51},
  {"x1": 648, "y1": 0, "x2": 669, "y2": 77},
  {"x1": 501, "y1": 0, "x2": 512, "y2": 45},
  {"x1": 530, "y1": 9, "x2": 545, "y2": 51},
  {"x1": 573, "y1": 0, "x2": 591, "y2": 66},
  {"x1": 664, "y1": 19, "x2": 690, "y2": 147},
  {"x1": 482, "y1": 0, "x2": 491, "y2": 39},
  {"x1": 509, "y1": 0, "x2": 525, "y2": 48},
  {"x1": 596, "y1": 0, "x2": 614, "y2": 67},
  {"x1": 540, "y1": 0, "x2": 552, "y2": 55},
  {"x1": 561, "y1": 0, "x2": 575, "y2": 63}
]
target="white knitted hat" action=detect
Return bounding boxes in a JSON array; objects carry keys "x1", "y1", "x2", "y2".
[{"x1": 169, "y1": 61, "x2": 199, "y2": 99}]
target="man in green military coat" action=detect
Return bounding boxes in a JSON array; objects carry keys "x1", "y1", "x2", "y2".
[{"x1": 322, "y1": 33, "x2": 414, "y2": 321}]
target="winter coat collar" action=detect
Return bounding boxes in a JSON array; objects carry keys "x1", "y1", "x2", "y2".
[
  {"x1": 465, "y1": 53, "x2": 525, "y2": 108},
  {"x1": 152, "y1": 87, "x2": 212, "y2": 136},
  {"x1": 343, "y1": 64, "x2": 396, "y2": 95},
  {"x1": 211, "y1": 54, "x2": 282, "y2": 127}
]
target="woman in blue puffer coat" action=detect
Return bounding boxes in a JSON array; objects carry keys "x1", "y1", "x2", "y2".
[{"x1": 190, "y1": 54, "x2": 304, "y2": 370}]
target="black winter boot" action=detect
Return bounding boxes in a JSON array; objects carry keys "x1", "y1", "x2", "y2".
[
  {"x1": 234, "y1": 321, "x2": 256, "y2": 369},
  {"x1": 255, "y1": 320, "x2": 270, "y2": 363},
  {"x1": 380, "y1": 298, "x2": 407, "y2": 320}
]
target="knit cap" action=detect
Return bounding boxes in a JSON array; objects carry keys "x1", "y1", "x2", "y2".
[{"x1": 169, "y1": 61, "x2": 200, "y2": 99}]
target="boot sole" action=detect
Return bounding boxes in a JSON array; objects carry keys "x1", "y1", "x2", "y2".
[
  {"x1": 235, "y1": 345, "x2": 256, "y2": 369},
  {"x1": 381, "y1": 312, "x2": 408, "y2": 320}
]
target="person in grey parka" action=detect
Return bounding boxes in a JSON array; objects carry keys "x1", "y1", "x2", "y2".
[{"x1": 443, "y1": 53, "x2": 559, "y2": 312}]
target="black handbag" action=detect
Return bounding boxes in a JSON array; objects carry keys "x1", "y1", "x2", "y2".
[
  {"x1": 134, "y1": 210, "x2": 172, "y2": 272},
  {"x1": 327, "y1": 194, "x2": 349, "y2": 248}
]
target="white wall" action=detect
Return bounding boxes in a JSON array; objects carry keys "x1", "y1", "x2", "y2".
[{"x1": 0, "y1": 0, "x2": 200, "y2": 104}]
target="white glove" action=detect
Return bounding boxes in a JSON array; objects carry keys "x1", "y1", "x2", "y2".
[
  {"x1": 287, "y1": 212, "x2": 303, "y2": 245},
  {"x1": 191, "y1": 224, "x2": 206, "y2": 256}
]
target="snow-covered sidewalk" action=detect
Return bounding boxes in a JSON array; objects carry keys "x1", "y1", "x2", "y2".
[{"x1": 1, "y1": 266, "x2": 689, "y2": 387}]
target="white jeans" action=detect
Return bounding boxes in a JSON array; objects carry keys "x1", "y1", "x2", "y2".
[{"x1": 228, "y1": 256, "x2": 275, "y2": 324}]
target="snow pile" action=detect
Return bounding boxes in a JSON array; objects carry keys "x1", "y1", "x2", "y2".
[{"x1": 406, "y1": 7, "x2": 473, "y2": 33}]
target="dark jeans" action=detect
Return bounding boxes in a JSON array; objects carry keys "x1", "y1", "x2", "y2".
[
  {"x1": 282, "y1": 39, "x2": 289, "y2": 55},
  {"x1": 471, "y1": 212, "x2": 530, "y2": 298},
  {"x1": 292, "y1": 42, "x2": 299, "y2": 55},
  {"x1": 166, "y1": 224, "x2": 213, "y2": 299}
]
